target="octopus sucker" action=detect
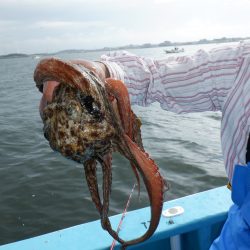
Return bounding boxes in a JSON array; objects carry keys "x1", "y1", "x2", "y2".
[{"x1": 34, "y1": 58, "x2": 166, "y2": 248}]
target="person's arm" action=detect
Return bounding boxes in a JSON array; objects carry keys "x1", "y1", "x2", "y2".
[
  {"x1": 100, "y1": 42, "x2": 249, "y2": 114},
  {"x1": 98, "y1": 41, "x2": 250, "y2": 183}
]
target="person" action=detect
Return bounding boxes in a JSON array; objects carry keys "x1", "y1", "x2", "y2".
[{"x1": 39, "y1": 40, "x2": 250, "y2": 249}]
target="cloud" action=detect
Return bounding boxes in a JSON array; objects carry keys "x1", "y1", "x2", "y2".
[
  {"x1": 34, "y1": 20, "x2": 109, "y2": 29},
  {"x1": 0, "y1": 0, "x2": 249, "y2": 54}
]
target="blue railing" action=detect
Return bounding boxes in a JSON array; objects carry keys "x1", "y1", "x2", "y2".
[{"x1": 0, "y1": 186, "x2": 232, "y2": 250}]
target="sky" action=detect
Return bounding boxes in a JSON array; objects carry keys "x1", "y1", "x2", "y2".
[{"x1": 0, "y1": 0, "x2": 249, "y2": 55}]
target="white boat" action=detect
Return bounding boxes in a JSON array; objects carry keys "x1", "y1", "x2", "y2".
[{"x1": 165, "y1": 47, "x2": 185, "y2": 54}]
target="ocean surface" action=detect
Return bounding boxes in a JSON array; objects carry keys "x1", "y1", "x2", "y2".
[{"x1": 0, "y1": 43, "x2": 231, "y2": 246}]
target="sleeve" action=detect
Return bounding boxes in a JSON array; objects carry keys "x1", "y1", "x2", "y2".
[{"x1": 100, "y1": 42, "x2": 247, "y2": 114}]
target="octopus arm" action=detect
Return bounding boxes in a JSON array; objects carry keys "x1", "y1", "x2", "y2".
[
  {"x1": 121, "y1": 134, "x2": 164, "y2": 248},
  {"x1": 105, "y1": 78, "x2": 141, "y2": 196},
  {"x1": 84, "y1": 159, "x2": 102, "y2": 213}
]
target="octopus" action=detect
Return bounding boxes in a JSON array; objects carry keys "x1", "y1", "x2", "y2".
[{"x1": 34, "y1": 58, "x2": 165, "y2": 248}]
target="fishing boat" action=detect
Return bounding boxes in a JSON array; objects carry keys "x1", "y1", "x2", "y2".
[
  {"x1": 0, "y1": 186, "x2": 232, "y2": 250},
  {"x1": 165, "y1": 47, "x2": 185, "y2": 54}
]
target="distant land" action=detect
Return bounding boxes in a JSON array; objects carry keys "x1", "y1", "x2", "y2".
[
  {"x1": 0, "y1": 53, "x2": 30, "y2": 59},
  {"x1": 1, "y1": 36, "x2": 249, "y2": 59}
]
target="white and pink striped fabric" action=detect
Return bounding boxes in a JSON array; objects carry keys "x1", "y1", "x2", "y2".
[{"x1": 100, "y1": 41, "x2": 250, "y2": 181}]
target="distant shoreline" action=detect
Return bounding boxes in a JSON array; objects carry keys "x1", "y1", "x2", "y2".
[
  {"x1": 1, "y1": 36, "x2": 249, "y2": 59},
  {"x1": 0, "y1": 53, "x2": 30, "y2": 59}
]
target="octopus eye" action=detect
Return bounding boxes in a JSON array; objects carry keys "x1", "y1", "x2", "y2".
[
  {"x1": 66, "y1": 105, "x2": 73, "y2": 115},
  {"x1": 78, "y1": 94, "x2": 102, "y2": 120},
  {"x1": 81, "y1": 95, "x2": 94, "y2": 111}
]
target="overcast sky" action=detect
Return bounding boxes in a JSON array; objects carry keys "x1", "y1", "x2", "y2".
[{"x1": 0, "y1": 0, "x2": 249, "y2": 55}]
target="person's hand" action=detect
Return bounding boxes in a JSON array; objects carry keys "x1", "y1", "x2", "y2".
[
  {"x1": 69, "y1": 60, "x2": 110, "y2": 82},
  {"x1": 39, "y1": 60, "x2": 110, "y2": 116}
]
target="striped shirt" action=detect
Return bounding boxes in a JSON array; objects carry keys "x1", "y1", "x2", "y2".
[{"x1": 100, "y1": 41, "x2": 250, "y2": 181}]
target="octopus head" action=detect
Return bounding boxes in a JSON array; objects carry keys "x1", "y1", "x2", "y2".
[{"x1": 42, "y1": 84, "x2": 115, "y2": 163}]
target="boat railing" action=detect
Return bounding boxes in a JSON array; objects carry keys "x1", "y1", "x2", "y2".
[{"x1": 0, "y1": 186, "x2": 232, "y2": 250}]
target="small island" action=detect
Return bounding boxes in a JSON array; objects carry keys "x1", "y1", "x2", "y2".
[{"x1": 0, "y1": 53, "x2": 29, "y2": 59}]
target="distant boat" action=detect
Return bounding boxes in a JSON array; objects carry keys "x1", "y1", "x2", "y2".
[{"x1": 165, "y1": 47, "x2": 185, "y2": 54}]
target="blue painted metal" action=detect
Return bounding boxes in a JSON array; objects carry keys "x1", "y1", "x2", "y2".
[{"x1": 0, "y1": 186, "x2": 233, "y2": 250}]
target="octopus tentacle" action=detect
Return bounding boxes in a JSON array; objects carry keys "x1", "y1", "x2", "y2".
[
  {"x1": 34, "y1": 58, "x2": 104, "y2": 94},
  {"x1": 105, "y1": 78, "x2": 141, "y2": 195},
  {"x1": 97, "y1": 154, "x2": 125, "y2": 245},
  {"x1": 85, "y1": 154, "x2": 125, "y2": 244},
  {"x1": 84, "y1": 154, "x2": 125, "y2": 246},
  {"x1": 84, "y1": 159, "x2": 102, "y2": 213},
  {"x1": 119, "y1": 134, "x2": 164, "y2": 248},
  {"x1": 105, "y1": 78, "x2": 132, "y2": 137}
]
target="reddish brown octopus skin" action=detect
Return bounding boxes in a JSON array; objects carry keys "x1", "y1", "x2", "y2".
[{"x1": 34, "y1": 58, "x2": 165, "y2": 248}]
